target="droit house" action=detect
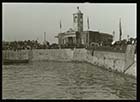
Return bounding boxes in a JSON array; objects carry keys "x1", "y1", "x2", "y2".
[{"x1": 55, "y1": 7, "x2": 113, "y2": 48}]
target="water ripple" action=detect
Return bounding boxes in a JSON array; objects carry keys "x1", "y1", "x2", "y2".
[{"x1": 3, "y1": 61, "x2": 136, "y2": 99}]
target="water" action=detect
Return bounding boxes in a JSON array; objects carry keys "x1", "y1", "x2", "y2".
[{"x1": 2, "y1": 61, "x2": 136, "y2": 99}]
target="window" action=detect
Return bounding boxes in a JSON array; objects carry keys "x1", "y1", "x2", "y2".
[{"x1": 74, "y1": 16, "x2": 77, "y2": 23}]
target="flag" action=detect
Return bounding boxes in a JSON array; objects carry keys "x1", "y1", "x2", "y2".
[
  {"x1": 119, "y1": 18, "x2": 122, "y2": 41},
  {"x1": 87, "y1": 17, "x2": 90, "y2": 30}
]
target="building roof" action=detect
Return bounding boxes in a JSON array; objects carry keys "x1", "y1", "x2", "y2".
[
  {"x1": 66, "y1": 28, "x2": 75, "y2": 33},
  {"x1": 82, "y1": 30, "x2": 99, "y2": 33},
  {"x1": 100, "y1": 32, "x2": 113, "y2": 37},
  {"x1": 82, "y1": 30, "x2": 113, "y2": 37},
  {"x1": 64, "y1": 34, "x2": 76, "y2": 38}
]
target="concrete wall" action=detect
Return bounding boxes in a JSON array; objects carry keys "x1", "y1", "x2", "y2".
[
  {"x1": 2, "y1": 45, "x2": 136, "y2": 77},
  {"x1": 124, "y1": 45, "x2": 135, "y2": 71},
  {"x1": 32, "y1": 49, "x2": 73, "y2": 61},
  {"x1": 2, "y1": 50, "x2": 29, "y2": 60},
  {"x1": 125, "y1": 54, "x2": 136, "y2": 77},
  {"x1": 86, "y1": 50, "x2": 125, "y2": 73},
  {"x1": 73, "y1": 49, "x2": 87, "y2": 61},
  {"x1": 94, "y1": 50, "x2": 125, "y2": 60}
]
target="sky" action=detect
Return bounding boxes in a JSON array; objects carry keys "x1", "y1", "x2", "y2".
[{"x1": 2, "y1": 3, "x2": 136, "y2": 44}]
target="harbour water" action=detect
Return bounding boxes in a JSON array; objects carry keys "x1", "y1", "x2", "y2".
[{"x1": 2, "y1": 61, "x2": 136, "y2": 99}]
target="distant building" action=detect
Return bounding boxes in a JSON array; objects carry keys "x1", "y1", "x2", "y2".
[
  {"x1": 81, "y1": 31, "x2": 113, "y2": 47},
  {"x1": 56, "y1": 7, "x2": 113, "y2": 48}
]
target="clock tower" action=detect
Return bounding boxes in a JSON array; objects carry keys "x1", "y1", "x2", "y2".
[{"x1": 73, "y1": 7, "x2": 83, "y2": 32}]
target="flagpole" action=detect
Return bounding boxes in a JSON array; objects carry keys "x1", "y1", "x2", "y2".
[
  {"x1": 87, "y1": 16, "x2": 90, "y2": 47},
  {"x1": 119, "y1": 18, "x2": 122, "y2": 41},
  {"x1": 87, "y1": 16, "x2": 90, "y2": 31},
  {"x1": 60, "y1": 20, "x2": 62, "y2": 33},
  {"x1": 113, "y1": 30, "x2": 115, "y2": 41}
]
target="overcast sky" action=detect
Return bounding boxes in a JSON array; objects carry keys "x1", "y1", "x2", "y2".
[{"x1": 2, "y1": 3, "x2": 136, "y2": 44}]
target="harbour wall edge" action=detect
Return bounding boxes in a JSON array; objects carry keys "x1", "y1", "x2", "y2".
[{"x1": 2, "y1": 45, "x2": 136, "y2": 77}]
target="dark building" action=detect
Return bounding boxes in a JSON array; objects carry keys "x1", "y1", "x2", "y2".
[
  {"x1": 81, "y1": 31, "x2": 113, "y2": 47},
  {"x1": 56, "y1": 7, "x2": 113, "y2": 48}
]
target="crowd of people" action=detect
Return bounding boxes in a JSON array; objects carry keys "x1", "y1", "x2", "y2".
[
  {"x1": 2, "y1": 37, "x2": 136, "y2": 53},
  {"x1": 2, "y1": 40, "x2": 50, "y2": 50},
  {"x1": 88, "y1": 37, "x2": 137, "y2": 53}
]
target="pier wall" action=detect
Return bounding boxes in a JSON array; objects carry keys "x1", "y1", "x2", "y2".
[
  {"x1": 31, "y1": 49, "x2": 73, "y2": 61},
  {"x1": 124, "y1": 54, "x2": 136, "y2": 77},
  {"x1": 124, "y1": 45, "x2": 135, "y2": 71},
  {"x1": 2, "y1": 45, "x2": 136, "y2": 77},
  {"x1": 73, "y1": 49, "x2": 87, "y2": 62},
  {"x1": 86, "y1": 51, "x2": 125, "y2": 72},
  {"x1": 30, "y1": 45, "x2": 136, "y2": 77},
  {"x1": 2, "y1": 50, "x2": 29, "y2": 60}
]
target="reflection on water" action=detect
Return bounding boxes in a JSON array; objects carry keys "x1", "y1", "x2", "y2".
[{"x1": 2, "y1": 61, "x2": 136, "y2": 99}]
